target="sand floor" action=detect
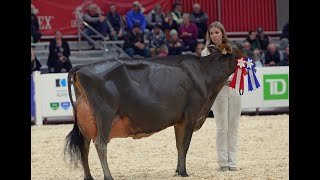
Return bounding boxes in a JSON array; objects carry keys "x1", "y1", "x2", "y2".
[{"x1": 31, "y1": 114, "x2": 288, "y2": 180}]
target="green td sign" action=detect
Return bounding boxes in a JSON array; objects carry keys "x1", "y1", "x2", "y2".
[{"x1": 263, "y1": 74, "x2": 289, "y2": 100}]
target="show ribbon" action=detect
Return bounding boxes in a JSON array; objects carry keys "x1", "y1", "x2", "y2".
[
  {"x1": 246, "y1": 57, "x2": 261, "y2": 91},
  {"x1": 230, "y1": 57, "x2": 247, "y2": 95}
]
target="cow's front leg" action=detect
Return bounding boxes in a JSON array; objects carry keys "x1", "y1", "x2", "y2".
[
  {"x1": 174, "y1": 121, "x2": 195, "y2": 177},
  {"x1": 94, "y1": 108, "x2": 115, "y2": 180}
]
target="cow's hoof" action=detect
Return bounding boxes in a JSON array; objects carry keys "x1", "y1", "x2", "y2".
[
  {"x1": 84, "y1": 174, "x2": 94, "y2": 180},
  {"x1": 175, "y1": 171, "x2": 189, "y2": 177},
  {"x1": 104, "y1": 177, "x2": 114, "y2": 180}
]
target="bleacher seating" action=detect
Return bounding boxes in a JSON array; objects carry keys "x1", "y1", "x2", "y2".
[{"x1": 32, "y1": 34, "x2": 284, "y2": 73}]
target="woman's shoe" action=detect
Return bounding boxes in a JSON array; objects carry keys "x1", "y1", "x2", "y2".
[
  {"x1": 220, "y1": 166, "x2": 229, "y2": 172},
  {"x1": 229, "y1": 167, "x2": 237, "y2": 171}
]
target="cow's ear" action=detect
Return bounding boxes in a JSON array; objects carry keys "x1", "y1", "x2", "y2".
[{"x1": 218, "y1": 44, "x2": 232, "y2": 55}]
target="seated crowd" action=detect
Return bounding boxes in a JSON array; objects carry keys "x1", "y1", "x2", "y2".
[{"x1": 31, "y1": 1, "x2": 289, "y2": 73}]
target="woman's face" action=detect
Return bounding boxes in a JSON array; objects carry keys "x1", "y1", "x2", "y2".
[
  {"x1": 55, "y1": 31, "x2": 62, "y2": 39},
  {"x1": 183, "y1": 16, "x2": 190, "y2": 24},
  {"x1": 209, "y1": 26, "x2": 223, "y2": 46}
]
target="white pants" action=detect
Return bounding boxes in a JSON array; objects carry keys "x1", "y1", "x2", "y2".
[{"x1": 212, "y1": 85, "x2": 241, "y2": 168}]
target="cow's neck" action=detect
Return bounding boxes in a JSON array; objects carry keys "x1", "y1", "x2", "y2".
[{"x1": 200, "y1": 55, "x2": 232, "y2": 98}]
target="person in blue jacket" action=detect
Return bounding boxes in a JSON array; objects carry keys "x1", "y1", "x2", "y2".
[{"x1": 126, "y1": 1, "x2": 146, "y2": 33}]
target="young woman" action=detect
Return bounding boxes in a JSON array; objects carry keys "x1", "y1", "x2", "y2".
[
  {"x1": 47, "y1": 31, "x2": 72, "y2": 73},
  {"x1": 201, "y1": 21, "x2": 241, "y2": 172}
]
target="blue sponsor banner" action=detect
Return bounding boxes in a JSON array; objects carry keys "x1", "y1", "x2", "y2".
[{"x1": 31, "y1": 75, "x2": 35, "y2": 118}]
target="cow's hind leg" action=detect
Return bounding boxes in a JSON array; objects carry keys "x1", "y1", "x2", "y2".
[
  {"x1": 82, "y1": 137, "x2": 94, "y2": 180},
  {"x1": 94, "y1": 108, "x2": 115, "y2": 180},
  {"x1": 174, "y1": 123, "x2": 195, "y2": 177}
]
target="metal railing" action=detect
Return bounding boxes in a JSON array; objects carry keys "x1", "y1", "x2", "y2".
[{"x1": 75, "y1": 11, "x2": 109, "y2": 55}]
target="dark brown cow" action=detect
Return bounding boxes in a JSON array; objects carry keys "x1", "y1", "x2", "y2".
[{"x1": 65, "y1": 43, "x2": 242, "y2": 180}]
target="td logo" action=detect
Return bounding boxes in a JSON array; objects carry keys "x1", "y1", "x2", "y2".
[
  {"x1": 263, "y1": 74, "x2": 289, "y2": 100},
  {"x1": 56, "y1": 78, "x2": 66, "y2": 87}
]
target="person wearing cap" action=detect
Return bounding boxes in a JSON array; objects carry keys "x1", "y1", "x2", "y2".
[
  {"x1": 148, "y1": 23, "x2": 167, "y2": 57},
  {"x1": 171, "y1": 2, "x2": 184, "y2": 25},
  {"x1": 256, "y1": 27, "x2": 270, "y2": 51},
  {"x1": 82, "y1": 3, "x2": 109, "y2": 49},
  {"x1": 123, "y1": 23, "x2": 150, "y2": 58},
  {"x1": 178, "y1": 13, "x2": 198, "y2": 52},
  {"x1": 167, "y1": 29, "x2": 184, "y2": 55},
  {"x1": 126, "y1": 1, "x2": 147, "y2": 33},
  {"x1": 190, "y1": 3, "x2": 208, "y2": 39},
  {"x1": 146, "y1": 4, "x2": 165, "y2": 31}
]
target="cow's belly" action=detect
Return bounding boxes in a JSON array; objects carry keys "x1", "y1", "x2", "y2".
[{"x1": 109, "y1": 116, "x2": 156, "y2": 141}]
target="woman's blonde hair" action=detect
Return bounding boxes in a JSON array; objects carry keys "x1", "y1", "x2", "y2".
[
  {"x1": 204, "y1": 21, "x2": 237, "y2": 51},
  {"x1": 205, "y1": 21, "x2": 231, "y2": 48}
]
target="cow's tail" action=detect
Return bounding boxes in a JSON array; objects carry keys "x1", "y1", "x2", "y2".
[{"x1": 64, "y1": 65, "x2": 86, "y2": 167}]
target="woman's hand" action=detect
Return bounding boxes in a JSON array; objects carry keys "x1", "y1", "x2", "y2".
[{"x1": 59, "y1": 56, "x2": 66, "y2": 62}]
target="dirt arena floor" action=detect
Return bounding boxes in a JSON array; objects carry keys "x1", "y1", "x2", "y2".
[{"x1": 31, "y1": 114, "x2": 288, "y2": 180}]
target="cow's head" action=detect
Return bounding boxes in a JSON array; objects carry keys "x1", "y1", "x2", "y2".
[{"x1": 207, "y1": 43, "x2": 244, "y2": 76}]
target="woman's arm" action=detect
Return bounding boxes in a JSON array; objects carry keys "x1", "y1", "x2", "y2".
[{"x1": 63, "y1": 40, "x2": 71, "y2": 58}]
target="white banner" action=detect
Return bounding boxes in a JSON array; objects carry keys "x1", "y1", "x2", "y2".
[
  {"x1": 241, "y1": 66, "x2": 289, "y2": 109},
  {"x1": 34, "y1": 66, "x2": 288, "y2": 123},
  {"x1": 40, "y1": 73, "x2": 75, "y2": 117}
]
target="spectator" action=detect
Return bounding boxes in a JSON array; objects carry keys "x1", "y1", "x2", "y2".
[
  {"x1": 162, "y1": 12, "x2": 179, "y2": 40},
  {"x1": 178, "y1": 14, "x2": 198, "y2": 52},
  {"x1": 190, "y1": 3, "x2": 208, "y2": 39},
  {"x1": 253, "y1": 48, "x2": 263, "y2": 67},
  {"x1": 240, "y1": 41, "x2": 261, "y2": 66},
  {"x1": 261, "y1": 43, "x2": 283, "y2": 66},
  {"x1": 242, "y1": 40, "x2": 251, "y2": 51},
  {"x1": 245, "y1": 30, "x2": 261, "y2": 51},
  {"x1": 31, "y1": 47, "x2": 41, "y2": 72},
  {"x1": 171, "y1": 2, "x2": 184, "y2": 25},
  {"x1": 280, "y1": 21, "x2": 289, "y2": 40},
  {"x1": 82, "y1": 3, "x2": 109, "y2": 49},
  {"x1": 158, "y1": 45, "x2": 168, "y2": 57},
  {"x1": 279, "y1": 38, "x2": 289, "y2": 50},
  {"x1": 148, "y1": 23, "x2": 167, "y2": 57},
  {"x1": 47, "y1": 31, "x2": 72, "y2": 73},
  {"x1": 167, "y1": 29, "x2": 184, "y2": 55},
  {"x1": 126, "y1": 1, "x2": 147, "y2": 33},
  {"x1": 280, "y1": 45, "x2": 289, "y2": 66},
  {"x1": 31, "y1": 4, "x2": 41, "y2": 43},
  {"x1": 195, "y1": 43, "x2": 204, "y2": 57},
  {"x1": 106, "y1": 3, "x2": 124, "y2": 40},
  {"x1": 123, "y1": 23, "x2": 150, "y2": 58},
  {"x1": 256, "y1": 27, "x2": 270, "y2": 51},
  {"x1": 146, "y1": 4, "x2": 165, "y2": 31}
]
